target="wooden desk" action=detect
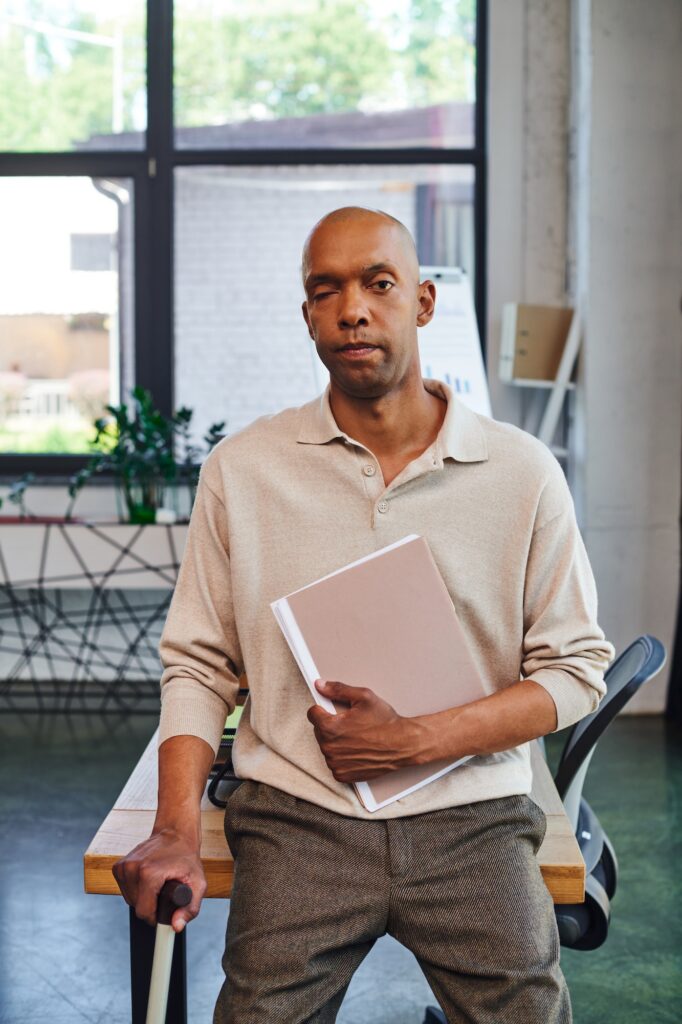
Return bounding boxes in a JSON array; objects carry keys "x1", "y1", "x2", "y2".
[
  {"x1": 83, "y1": 732, "x2": 584, "y2": 1023},
  {"x1": 84, "y1": 730, "x2": 585, "y2": 904}
]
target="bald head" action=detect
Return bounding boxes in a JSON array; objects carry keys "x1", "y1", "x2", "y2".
[
  {"x1": 301, "y1": 207, "x2": 420, "y2": 287},
  {"x1": 300, "y1": 204, "x2": 437, "y2": 400}
]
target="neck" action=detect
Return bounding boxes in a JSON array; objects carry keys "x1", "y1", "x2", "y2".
[{"x1": 329, "y1": 372, "x2": 446, "y2": 459}]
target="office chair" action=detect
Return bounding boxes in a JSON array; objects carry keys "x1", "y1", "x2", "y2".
[
  {"x1": 552, "y1": 633, "x2": 666, "y2": 950},
  {"x1": 423, "y1": 635, "x2": 667, "y2": 1022},
  {"x1": 207, "y1": 689, "x2": 250, "y2": 806},
  {"x1": 207, "y1": 724, "x2": 241, "y2": 807}
]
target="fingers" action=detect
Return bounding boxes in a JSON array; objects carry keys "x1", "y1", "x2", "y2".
[
  {"x1": 170, "y1": 876, "x2": 207, "y2": 933},
  {"x1": 307, "y1": 681, "x2": 403, "y2": 784},
  {"x1": 112, "y1": 840, "x2": 207, "y2": 930},
  {"x1": 172, "y1": 907, "x2": 189, "y2": 934},
  {"x1": 315, "y1": 679, "x2": 372, "y2": 704},
  {"x1": 112, "y1": 848, "x2": 142, "y2": 910},
  {"x1": 306, "y1": 703, "x2": 326, "y2": 725},
  {"x1": 323, "y1": 755, "x2": 386, "y2": 784},
  {"x1": 132, "y1": 864, "x2": 167, "y2": 926},
  {"x1": 307, "y1": 703, "x2": 340, "y2": 731},
  {"x1": 112, "y1": 857, "x2": 160, "y2": 927}
]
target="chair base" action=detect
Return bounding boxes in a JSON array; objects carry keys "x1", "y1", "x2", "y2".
[
  {"x1": 554, "y1": 795, "x2": 620, "y2": 950},
  {"x1": 556, "y1": 860, "x2": 612, "y2": 950},
  {"x1": 423, "y1": 1008, "x2": 447, "y2": 1024}
]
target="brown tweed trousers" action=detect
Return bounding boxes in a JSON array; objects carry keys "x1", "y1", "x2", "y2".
[{"x1": 213, "y1": 780, "x2": 572, "y2": 1024}]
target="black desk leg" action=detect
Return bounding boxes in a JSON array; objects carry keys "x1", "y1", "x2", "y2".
[{"x1": 129, "y1": 907, "x2": 188, "y2": 1024}]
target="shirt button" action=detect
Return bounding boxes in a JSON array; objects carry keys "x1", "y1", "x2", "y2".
[
  {"x1": 377, "y1": 500, "x2": 389, "y2": 514},
  {"x1": 363, "y1": 464, "x2": 376, "y2": 476}
]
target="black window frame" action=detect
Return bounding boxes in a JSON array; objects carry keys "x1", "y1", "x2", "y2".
[{"x1": 0, "y1": 0, "x2": 488, "y2": 477}]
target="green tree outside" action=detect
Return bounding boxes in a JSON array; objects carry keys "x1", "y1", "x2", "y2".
[
  {"x1": 0, "y1": 0, "x2": 475, "y2": 151},
  {"x1": 0, "y1": 5, "x2": 145, "y2": 150}
]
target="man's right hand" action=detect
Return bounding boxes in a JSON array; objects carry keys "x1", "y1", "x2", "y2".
[
  {"x1": 113, "y1": 826, "x2": 207, "y2": 932},
  {"x1": 113, "y1": 733, "x2": 218, "y2": 932}
]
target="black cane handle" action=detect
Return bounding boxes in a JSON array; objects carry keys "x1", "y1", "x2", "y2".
[{"x1": 157, "y1": 879, "x2": 192, "y2": 926}]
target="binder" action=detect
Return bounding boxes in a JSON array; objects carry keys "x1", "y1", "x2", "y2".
[{"x1": 271, "y1": 534, "x2": 492, "y2": 811}]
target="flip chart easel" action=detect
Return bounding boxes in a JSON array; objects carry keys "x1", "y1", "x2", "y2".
[{"x1": 419, "y1": 266, "x2": 491, "y2": 418}]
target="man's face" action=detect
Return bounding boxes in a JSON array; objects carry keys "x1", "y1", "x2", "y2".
[{"x1": 301, "y1": 216, "x2": 433, "y2": 400}]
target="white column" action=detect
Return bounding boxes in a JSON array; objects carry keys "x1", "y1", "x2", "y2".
[{"x1": 573, "y1": 0, "x2": 682, "y2": 711}]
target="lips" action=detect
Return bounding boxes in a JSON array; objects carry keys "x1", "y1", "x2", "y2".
[
  {"x1": 338, "y1": 343, "x2": 379, "y2": 353},
  {"x1": 337, "y1": 344, "x2": 379, "y2": 361}
]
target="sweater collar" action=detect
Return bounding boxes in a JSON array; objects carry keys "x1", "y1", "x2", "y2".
[{"x1": 296, "y1": 378, "x2": 489, "y2": 464}]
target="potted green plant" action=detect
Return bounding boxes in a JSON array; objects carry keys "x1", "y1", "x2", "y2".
[{"x1": 66, "y1": 387, "x2": 225, "y2": 523}]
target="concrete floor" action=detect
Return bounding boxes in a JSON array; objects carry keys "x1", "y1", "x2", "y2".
[{"x1": 0, "y1": 712, "x2": 680, "y2": 1023}]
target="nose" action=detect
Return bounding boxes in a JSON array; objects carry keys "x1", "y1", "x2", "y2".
[{"x1": 337, "y1": 284, "x2": 369, "y2": 330}]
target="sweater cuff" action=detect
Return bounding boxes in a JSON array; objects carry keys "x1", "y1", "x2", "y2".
[
  {"x1": 158, "y1": 679, "x2": 229, "y2": 758},
  {"x1": 527, "y1": 668, "x2": 603, "y2": 733}
]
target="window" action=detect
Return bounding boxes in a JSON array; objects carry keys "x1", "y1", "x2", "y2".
[
  {"x1": 0, "y1": 177, "x2": 134, "y2": 454},
  {"x1": 174, "y1": 0, "x2": 476, "y2": 150},
  {"x1": 0, "y1": 1, "x2": 146, "y2": 152},
  {"x1": 70, "y1": 233, "x2": 116, "y2": 272},
  {"x1": 0, "y1": 0, "x2": 486, "y2": 470}
]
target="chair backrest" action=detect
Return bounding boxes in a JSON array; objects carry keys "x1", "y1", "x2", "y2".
[{"x1": 554, "y1": 635, "x2": 666, "y2": 829}]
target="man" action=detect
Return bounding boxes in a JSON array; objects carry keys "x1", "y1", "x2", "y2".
[{"x1": 114, "y1": 207, "x2": 614, "y2": 1023}]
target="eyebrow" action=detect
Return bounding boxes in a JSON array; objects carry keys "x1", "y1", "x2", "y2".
[
  {"x1": 305, "y1": 272, "x2": 341, "y2": 291},
  {"x1": 361, "y1": 262, "x2": 399, "y2": 277},
  {"x1": 304, "y1": 261, "x2": 400, "y2": 291}
]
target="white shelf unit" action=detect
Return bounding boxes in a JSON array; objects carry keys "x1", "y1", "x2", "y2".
[{"x1": 501, "y1": 313, "x2": 582, "y2": 462}]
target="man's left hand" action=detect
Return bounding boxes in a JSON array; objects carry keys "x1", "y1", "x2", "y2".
[{"x1": 307, "y1": 680, "x2": 424, "y2": 783}]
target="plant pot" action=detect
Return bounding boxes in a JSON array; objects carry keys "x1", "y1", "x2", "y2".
[
  {"x1": 120, "y1": 480, "x2": 166, "y2": 525},
  {"x1": 127, "y1": 504, "x2": 157, "y2": 525}
]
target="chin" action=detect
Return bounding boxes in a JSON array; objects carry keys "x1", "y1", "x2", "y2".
[{"x1": 332, "y1": 373, "x2": 394, "y2": 400}]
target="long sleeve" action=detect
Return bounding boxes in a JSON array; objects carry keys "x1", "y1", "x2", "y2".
[
  {"x1": 157, "y1": 458, "x2": 243, "y2": 756},
  {"x1": 521, "y1": 460, "x2": 615, "y2": 732}
]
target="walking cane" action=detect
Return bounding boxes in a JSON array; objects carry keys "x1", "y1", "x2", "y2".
[{"x1": 145, "y1": 879, "x2": 193, "y2": 1024}]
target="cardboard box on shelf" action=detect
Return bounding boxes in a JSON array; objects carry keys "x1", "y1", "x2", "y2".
[{"x1": 499, "y1": 304, "x2": 574, "y2": 383}]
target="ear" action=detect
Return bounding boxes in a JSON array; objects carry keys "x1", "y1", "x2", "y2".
[
  {"x1": 416, "y1": 280, "x2": 436, "y2": 327},
  {"x1": 301, "y1": 300, "x2": 315, "y2": 341}
]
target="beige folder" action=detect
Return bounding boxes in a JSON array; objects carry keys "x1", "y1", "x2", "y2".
[{"x1": 271, "y1": 534, "x2": 492, "y2": 812}]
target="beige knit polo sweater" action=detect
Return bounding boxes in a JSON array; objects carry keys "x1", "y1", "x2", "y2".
[{"x1": 157, "y1": 379, "x2": 615, "y2": 819}]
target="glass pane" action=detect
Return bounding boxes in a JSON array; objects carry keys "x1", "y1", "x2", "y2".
[
  {"x1": 0, "y1": 2, "x2": 146, "y2": 151},
  {"x1": 174, "y1": 164, "x2": 474, "y2": 442},
  {"x1": 174, "y1": 1, "x2": 476, "y2": 150},
  {"x1": 0, "y1": 177, "x2": 135, "y2": 452}
]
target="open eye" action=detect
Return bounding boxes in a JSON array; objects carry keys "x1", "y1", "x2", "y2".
[{"x1": 371, "y1": 279, "x2": 394, "y2": 292}]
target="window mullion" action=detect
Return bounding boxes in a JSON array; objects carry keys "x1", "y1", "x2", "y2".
[{"x1": 138, "y1": 0, "x2": 174, "y2": 417}]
